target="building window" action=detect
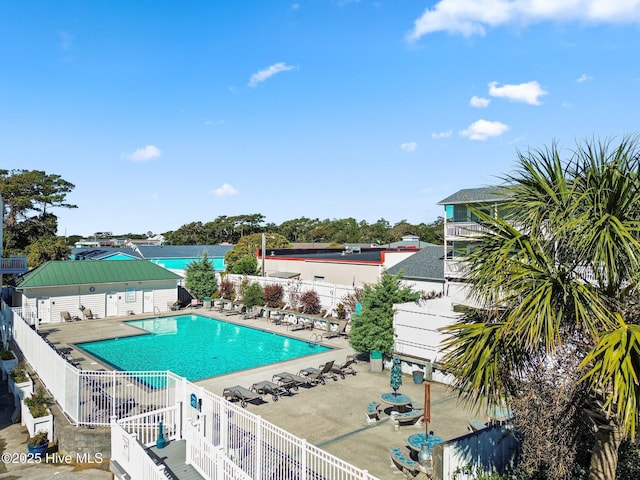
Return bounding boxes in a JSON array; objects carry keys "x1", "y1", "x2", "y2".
[{"x1": 125, "y1": 287, "x2": 136, "y2": 302}]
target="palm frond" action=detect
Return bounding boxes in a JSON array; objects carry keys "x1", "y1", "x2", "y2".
[{"x1": 580, "y1": 320, "x2": 640, "y2": 438}]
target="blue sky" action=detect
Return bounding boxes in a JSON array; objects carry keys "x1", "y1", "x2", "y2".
[{"x1": 2, "y1": 1, "x2": 640, "y2": 237}]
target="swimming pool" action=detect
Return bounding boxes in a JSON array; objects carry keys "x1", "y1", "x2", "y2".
[{"x1": 76, "y1": 314, "x2": 331, "y2": 381}]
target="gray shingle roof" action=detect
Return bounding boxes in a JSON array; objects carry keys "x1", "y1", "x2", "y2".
[
  {"x1": 437, "y1": 186, "x2": 511, "y2": 205},
  {"x1": 386, "y1": 244, "x2": 446, "y2": 281}
]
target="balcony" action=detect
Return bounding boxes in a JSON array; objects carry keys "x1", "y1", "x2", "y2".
[
  {"x1": 0, "y1": 257, "x2": 28, "y2": 275},
  {"x1": 445, "y1": 222, "x2": 490, "y2": 239},
  {"x1": 444, "y1": 258, "x2": 468, "y2": 279}
]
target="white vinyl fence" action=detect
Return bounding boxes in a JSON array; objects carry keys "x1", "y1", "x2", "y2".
[{"x1": 225, "y1": 274, "x2": 358, "y2": 315}]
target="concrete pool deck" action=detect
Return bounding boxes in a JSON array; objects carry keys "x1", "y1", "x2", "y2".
[{"x1": 16, "y1": 309, "x2": 479, "y2": 480}]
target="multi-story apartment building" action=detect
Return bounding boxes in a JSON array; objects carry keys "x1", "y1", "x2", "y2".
[{"x1": 437, "y1": 186, "x2": 510, "y2": 281}]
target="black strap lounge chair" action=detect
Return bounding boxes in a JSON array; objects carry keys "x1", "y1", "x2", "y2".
[
  {"x1": 321, "y1": 320, "x2": 348, "y2": 339},
  {"x1": 298, "y1": 360, "x2": 338, "y2": 385},
  {"x1": 271, "y1": 372, "x2": 311, "y2": 389},
  {"x1": 330, "y1": 355, "x2": 358, "y2": 379},
  {"x1": 250, "y1": 380, "x2": 294, "y2": 401},
  {"x1": 288, "y1": 318, "x2": 314, "y2": 331},
  {"x1": 223, "y1": 385, "x2": 262, "y2": 408}
]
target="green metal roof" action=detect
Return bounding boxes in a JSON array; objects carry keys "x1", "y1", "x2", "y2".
[
  {"x1": 16, "y1": 260, "x2": 181, "y2": 289},
  {"x1": 437, "y1": 186, "x2": 511, "y2": 205}
]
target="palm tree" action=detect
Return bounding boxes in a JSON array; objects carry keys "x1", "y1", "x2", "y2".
[{"x1": 440, "y1": 135, "x2": 640, "y2": 479}]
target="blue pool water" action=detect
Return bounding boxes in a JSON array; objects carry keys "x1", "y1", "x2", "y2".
[{"x1": 76, "y1": 314, "x2": 330, "y2": 381}]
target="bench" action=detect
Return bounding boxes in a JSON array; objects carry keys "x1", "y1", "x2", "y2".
[
  {"x1": 388, "y1": 446, "x2": 421, "y2": 478},
  {"x1": 366, "y1": 401, "x2": 381, "y2": 423},
  {"x1": 392, "y1": 409, "x2": 424, "y2": 429}
]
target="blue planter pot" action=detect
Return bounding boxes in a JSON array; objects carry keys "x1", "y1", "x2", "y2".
[{"x1": 28, "y1": 443, "x2": 48, "y2": 456}]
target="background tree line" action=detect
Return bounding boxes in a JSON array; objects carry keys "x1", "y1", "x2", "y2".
[{"x1": 163, "y1": 214, "x2": 444, "y2": 246}]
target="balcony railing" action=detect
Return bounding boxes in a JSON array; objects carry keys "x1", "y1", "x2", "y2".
[
  {"x1": 0, "y1": 256, "x2": 27, "y2": 274},
  {"x1": 444, "y1": 259, "x2": 468, "y2": 279},
  {"x1": 445, "y1": 222, "x2": 490, "y2": 238}
]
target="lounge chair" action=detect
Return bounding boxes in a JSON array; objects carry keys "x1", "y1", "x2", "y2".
[
  {"x1": 321, "y1": 320, "x2": 348, "y2": 339},
  {"x1": 250, "y1": 380, "x2": 294, "y2": 401},
  {"x1": 82, "y1": 308, "x2": 96, "y2": 320},
  {"x1": 288, "y1": 317, "x2": 314, "y2": 331},
  {"x1": 271, "y1": 372, "x2": 312, "y2": 389},
  {"x1": 225, "y1": 304, "x2": 244, "y2": 316},
  {"x1": 330, "y1": 355, "x2": 357, "y2": 379},
  {"x1": 243, "y1": 307, "x2": 265, "y2": 320},
  {"x1": 269, "y1": 312, "x2": 284, "y2": 325},
  {"x1": 298, "y1": 360, "x2": 338, "y2": 385},
  {"x1": 60, "y1": 311, "x2": 79, "y2": 322},
  {"x1": 223, "y1": 385, "x2": 263, "y2": 408}
]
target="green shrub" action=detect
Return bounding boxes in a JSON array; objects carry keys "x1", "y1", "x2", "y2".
[
  {"x1": 0, "y1": 348, "x2": 15, "y2": 360},
  {"x1": 24, "y1": 387, "x2": 50, "y2": 418},
  {"x1": 9, "y1": 363, "x2": 29, "y2": 383},
  {"x1": 27, "y1": 431, "x2": 48, "y2": 447},
  {"x1": 242, "y1": 283, "x2": 265, "y2": 309}
]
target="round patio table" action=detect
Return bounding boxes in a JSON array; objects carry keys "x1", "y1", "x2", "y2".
[
  {"x1": 380, "y1": 392, "x2": 412, "y2": 408},
  {"x1": 406, "y1": 432, "x2": 443, "y2": 452},
  {"x1": 380, "y1": 392, "x2": 411, "y2": 412}
]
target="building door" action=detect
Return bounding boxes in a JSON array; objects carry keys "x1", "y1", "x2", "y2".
[
  {"x1": 37, "y1": 297, "x2": 51, "y2": 324},
  {"x1": 143, "y1": 290, "x2": 154, "y2": 313},
  {"x1": 106, "y1": 293, "x2": 118, "y2": 317}
]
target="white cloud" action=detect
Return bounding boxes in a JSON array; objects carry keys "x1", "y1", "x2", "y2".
[
  {"x1": 431, "y1": 130, "x2": 453, "y2": 138},
  {"x1": 562, "y1": 101, "x2": 572, "y2": 108},
  {"x1": 488, "y1": 81, "x2": 548, "y2": 105},
  {"x1": 248, "y1": 63, "x2": 296, "y2": 87},
  {"x1": 577, "y1": 73, "x2": 593, "y2": 82},
  {"x1": 470, "y1": 96, "x2": 491, "y2": 107},
  {"x1": 122, "y1": 145, "x2": 162, "y2": 162},
  {"x1": 400, "y1": 142, "x2": 417, "y2": 152},
  {"x1": 210, "y1": 183, "x2": 238, "y2": 198},
  {"x1": 460, "y1": 119, "x2": 509, "y2": 141},
  {"x1": 58, "y1": 31, "x2": 74, "y2": 51},
  {"x1": 406, "y1": 0, "x2": 640, "y2": 41}
]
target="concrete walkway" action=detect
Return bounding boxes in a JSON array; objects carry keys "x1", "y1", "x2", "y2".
[{"x1": 3, "y1": 309, "x2": 480, "y2": 479}]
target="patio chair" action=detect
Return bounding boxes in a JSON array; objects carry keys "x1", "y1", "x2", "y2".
[
  {"x1": 250, "y1": 380, "x2": 294, "y2": 401},
  {"x1": 223, "y1": 385, "x2": 263, "y2": 408},
  {"x1": 243, "y1": 307, "x2": 265, "y2": 320},
  {"x1": 271, "y1": 372, "x2": 311, "y2": 389},
  {"x1": 330, "y1": 355, "x2": 358, "y2": 378},
  {"x1": 60, "y1": 311, "x2": 79, "y2": 322},
  {"x1": 298, "y1": 360, "x2": 338, "y2": 385},
  {"x1": 321, "y1": 320, "x2": 348, "y2": 339},
  {"x1": 82, "y1": 308, "x2": 96, "y2": 320},
  {"x1": 288, "y1": 317, "x2": 314, "y2": 331}
]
